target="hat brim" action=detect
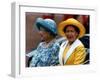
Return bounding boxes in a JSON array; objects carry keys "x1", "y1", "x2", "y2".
[{"x1": 58, "y1": 18, "x2": 86, "y2": 38}]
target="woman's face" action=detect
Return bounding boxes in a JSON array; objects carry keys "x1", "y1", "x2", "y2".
[
  {"x1": 38, "y1": 27, "x2": 52, "y2": 42},
  {"x1": 64, "y1": 25, "x2": 79, "y2": 43}
]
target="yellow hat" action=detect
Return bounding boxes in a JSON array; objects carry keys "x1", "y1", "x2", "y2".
[{"x1": 58, "y1": 18, "x2": 86, "y2": 38}]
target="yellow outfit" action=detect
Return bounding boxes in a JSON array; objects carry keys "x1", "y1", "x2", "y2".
[
  {"x1": 59, "y1": 39, "x2": 86, "y2": 65},
  {"x1": 63, "y1": 45, "x2": 86, "y2": 65}
]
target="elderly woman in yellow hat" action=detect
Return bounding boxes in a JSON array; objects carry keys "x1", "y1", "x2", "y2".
[{"x1": 58, "y1": 18, "x2": 86, "y2": 65}]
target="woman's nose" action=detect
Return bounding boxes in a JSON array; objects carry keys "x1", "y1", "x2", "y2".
[{"x1": 39, "y1": 31, "x2": 44, "y2": 36}]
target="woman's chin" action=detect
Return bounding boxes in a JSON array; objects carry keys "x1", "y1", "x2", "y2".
[
  {"x1": 40, "y1": 37, "x2": 44, "y2": 42},
  {"x1": 68, "y1": 39, "x2": 75, "y2": 43}
]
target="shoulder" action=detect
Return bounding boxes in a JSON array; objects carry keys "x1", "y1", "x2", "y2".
[
  {"x1": 37, "y1": 42, "x2": 45, "y2": 48},
  {"x1": 38, "y1": 42, "x2": 44, "y2": 46},
  {"x1": 75, "y1": 39, "x2": 85, "y2": 49},
  {"x1": 75, "y1": 44, "x2": 86, "y2": 52},
  {"x1": 76, "y1": 44, "x2": 85, "y2": 49},
  {"x1": 77, "y1": 40, "x2": 85, "y2": 49}
]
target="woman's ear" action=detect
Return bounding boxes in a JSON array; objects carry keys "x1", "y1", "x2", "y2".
[{"x1": 76, "y1": 32, "x2": 79, "y2": 38}]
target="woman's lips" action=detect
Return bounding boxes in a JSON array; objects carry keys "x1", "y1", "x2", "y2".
[{"x1": 67, "y1": 36, "x2": 73, "y2": 39}]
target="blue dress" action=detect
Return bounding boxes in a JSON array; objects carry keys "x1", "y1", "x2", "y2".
[{"x1": 26, "y1": 39, "x2": 60, "y2": 67}]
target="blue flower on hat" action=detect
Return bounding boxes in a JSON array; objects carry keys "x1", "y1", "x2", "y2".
[{"x1": 36, "y1": 18, "x2": 57, "y2": 36}]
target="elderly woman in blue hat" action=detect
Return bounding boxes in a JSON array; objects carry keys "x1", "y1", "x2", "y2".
[{"x1": 26, "y1": 18, "x2": 60, "y2": 67}]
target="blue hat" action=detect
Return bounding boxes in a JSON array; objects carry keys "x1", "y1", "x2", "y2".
[{"x1": 36, "y1": 18, "x2": 57, "y2": 36}]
